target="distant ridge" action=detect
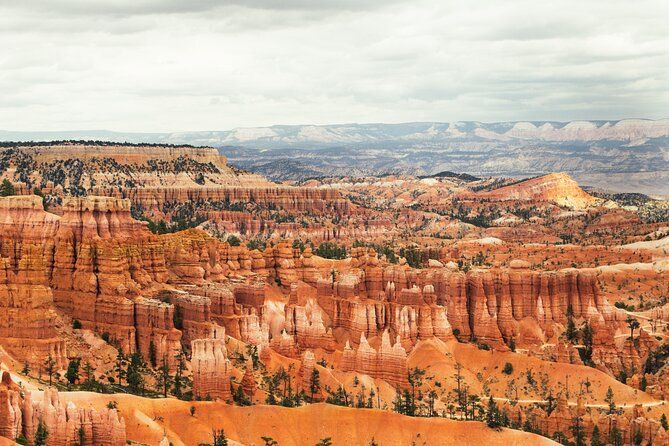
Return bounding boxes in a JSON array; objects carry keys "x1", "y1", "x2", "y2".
[
  {"x1": 419, "y1": 171, "x2": 481, "y2": 182},
  {"x1": 3, "y1": 119, "x2": 668, "y2": 196},
  {"x1": 2, "y1": 118, "x2": 669, "y2": 146}
]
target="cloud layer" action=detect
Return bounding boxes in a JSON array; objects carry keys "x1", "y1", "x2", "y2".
[{"x1": 0, "y1": 0, "x2": 667, "y2": 131}]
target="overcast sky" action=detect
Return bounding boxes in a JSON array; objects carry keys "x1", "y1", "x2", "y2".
[{"x1": 1, "y1": 0, "x2": 668, "y2": 132}]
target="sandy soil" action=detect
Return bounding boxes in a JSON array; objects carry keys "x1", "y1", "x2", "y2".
[{"x1": 61, "y1": 392, "x2": 558, "y2": 446}]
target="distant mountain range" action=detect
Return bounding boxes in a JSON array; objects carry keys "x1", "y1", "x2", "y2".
[{"x1": 2, "y1": 119, "x2": 668, "y2": 196}]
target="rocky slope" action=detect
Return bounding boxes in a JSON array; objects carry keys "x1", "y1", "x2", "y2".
[{"x1": 474, "y1": 173, "x2": 600, "y2": 209}]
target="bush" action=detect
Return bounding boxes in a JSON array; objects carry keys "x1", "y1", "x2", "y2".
[
  {"x1": 72, "y1": 319, "x2": 82, "y2": 330},
  {"x1": 246, "y1": 239, "x2": 266, "y2": 251},
  {"x1": 502, "y1": 363, "x2": 514, "y2": 375},
  {"x1": 227, "y1": 235, "x2": 241, "y2": 247}
]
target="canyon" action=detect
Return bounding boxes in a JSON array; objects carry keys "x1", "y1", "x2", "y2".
[{"x1": 0, "y1": 142, "x2": 667, "y2": 445}]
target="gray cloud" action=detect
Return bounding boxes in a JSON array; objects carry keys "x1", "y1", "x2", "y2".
[{"x1": 0, "y1": 0, "x2": 667, "y2": 131}]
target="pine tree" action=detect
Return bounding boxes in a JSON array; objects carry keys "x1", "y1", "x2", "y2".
[
  {"x1": 626, "y1": 317, "x2": 640, "y2": 341},
  {"x1": 233, "y1": 384, "x2": 251, "y2": 406},
  {"x1": 392, "y1": 386, "x2": 405, "y2": 414},
  {"x1": 34, "y1": 419, "x2": 48, "y2": 446},
  {"x1": 114, "y1": 351, "x2": 126, "y2": 386},
  {"x1": 565, "y1": 318, "x2": 577, "y2": 343},
  {"x1": 570, "y1": 416, "x2": 585, "y2": 446},
  {"x1": 157, "y1": 357, "x2": 171, "y2": 397},
  {"x1": 65, "y1": 358, "x2": 81, "y2": 386},
  {"x1": 0, "y1": 179, "x2": 15, "y2": 197},
  {"x1": 126, "y1": 352, "x2": 146, "y2": 394},
  {"x1": 212, "y1": 429, "x2": 228, "y2": 446},
  {"x1": 408, "y1": 367, "x2": 426, "y2": 412},
  {"x1": 605, "y1": 387, "x2": 616, "y2": 414},
  {"x1": 661, "y1": 413, "x2": 668, "y2": 430},
  {"x1": 591, "y1": 425, "x2": 602, "y2": 446},
  {"x1": 44, "y1": 354, "x2": 57, "y2": 386},
  {"x1": 486, "y1": 395, "x2": 500, "y2": 429},
  {"x1": 581, "y1": 322, "x2": 594, "y2": 365},
  {"x1": 173, "y1": 349, "x2": 187, "y2": 398},
  {"x1": 149, "y1": 339, "x2": 157, "y2": 368},
  {"x1": 75, "y1": 426, "x2": 85, "y2": 446},
  {"x1": 309, "y1": 368, "x2": 320, "y2": 401},
  {"x1": 609, "y1": 426, "x2": 623, "y2": 446}
]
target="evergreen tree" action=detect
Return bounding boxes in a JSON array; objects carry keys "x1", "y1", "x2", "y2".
[
  {"x1": 212, "y1": 429, "x2": 228, "y2": 446},
  {"x1": 309, "y1": 368, "x2": 320, "y2": 401},
  {"x1": 233, "y1": 385, "x2": 251, "y2": 406},
  {"x1": 565, "y1": 319, "x2": 577, "y2": 343},
  {"x1": 315, "y1": 438, "x2": 332, "y2": 446},
  {"x1": 156, "y1": 357, "x2": 172, "y2": 397},
  {"x1": 551, "y1": 431, "x2": 569, "y2": 445},
  {"x1": 149, "y1": 339, "x2": 157, "y2": 368},
  {"x1": 76, "y1": 426, "x2": 85, "y2": 446},
  {"x1": 0, "y1": 179, "x2": 15, "y2": 197},
  {"x1": 661, "y1": 413, "x2": 668, "y2": 430},
  {"x1": 21, "y1": 362, "x2": 30, "y2": 376},
  {"x1": 605, "y1": 387, "x2": 616, "y2": 414},
  {"x1": 261, "y1": 437, "x2": 278, "y2": 446},
  {"x1": 392, "y1": 386, "x2": 405, "y2": 414},
  {"x1": 44, "y1": 354, "x2": 57, "y2": 386},
  {"x1": 570, "y1": 416, "x2": 585, "y2": 446},
  {"x1": 65, "y1": 358, "x2": 81, "y2": 386},
  {"x1": 173, "y1": 349, "x2": 187, "y2": 398},
  {"x1": 114, "y1": 351, "x2": 127, "y2": 386},
  {"x1": 407, "y1": 367, "x2": 426, "y2": 411},
  {"x1": 426, "y1": 389, "x2": 437, "y2": 417},
  {"x1": 325, "y1": 385, "x2": 351, "y2": 407},
  {"x1": 609, "y1": 426, "x2": 623, "y2": 446},
  {"x1": 34, "y1": 419, "x2": 48, "y2": 446},
  {"x1": 126, "y1": 352, "x2": 146, "y2": 394},
  {"x1": 545, "y1": 391, "x2": 557, "y2": 415},
  {"x1": 82, "y1": 361, "x2": 96, "y2": 387},
  {"x1": 486, "y1": 396, "x2": 501, "y2": 429},
  {"x1": 626, "y1": 317, "x2": 640, "y2": 341},
  {"x1": 590, "y1": 425, "x2": 602, "y2": 446},
  {"x1": 581, "y1": 322, "x2": 594, "y2": 365}
]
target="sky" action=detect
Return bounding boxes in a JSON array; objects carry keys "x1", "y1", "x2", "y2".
[{"x1": 1, "y1": 0, "x2": 668, "y2": 132}]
